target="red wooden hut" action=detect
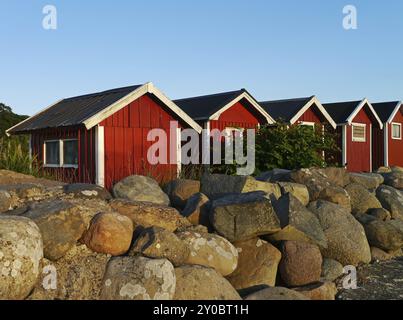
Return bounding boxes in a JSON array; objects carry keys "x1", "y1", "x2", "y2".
[
  {"x1": 259, "y1": 96, "x2": 337, "y2": 129},
  {"x1": 372, "y1": 101, "x2": 403, "y2": 169},
  {"x1": 323, "y1": 99, "x2": 383, "y2": 172},
  {"x1": 7, "y1": 83, "x2": 202, "y2": 189},
  {"x1": 174, "y1": 89, "x2": 275, "y2": 133}
]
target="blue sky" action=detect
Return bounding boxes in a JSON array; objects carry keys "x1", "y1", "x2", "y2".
[{"x1": 0, "y1": 0, "x2": 402, "y2": 116}]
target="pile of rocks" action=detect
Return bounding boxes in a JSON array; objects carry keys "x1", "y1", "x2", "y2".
[{"x1": 0, "y1": 166, "x2": 402, "y2": 300}]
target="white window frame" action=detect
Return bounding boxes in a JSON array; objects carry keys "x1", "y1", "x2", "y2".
[
  {"x1": 352, "y1": 123, "x2": 366, "y2": 142},
  {"x1": 43, "y1": 140, "x2": 61, "y2": 168},
  {"x1": 298, "y1": 121, "x2": 316, "y2": 129},
  {"x1": 391, "y1": 122, "x2": 402, "y2": 140},
  {"x1": 43, "y1": 139, "x2": 79, "y2": 169}
]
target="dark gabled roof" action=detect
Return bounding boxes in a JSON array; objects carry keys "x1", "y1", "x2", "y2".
[
  {"x1": 322, "y1": 100, "x2": 362, "y2": 124},
  {"x1": 174, "y1": 89, "x2": 247, "y2": 120},
  {"x1": 372, "y1": 101, "x2": 401, "y2": 123},
  {"x1": 259, "y1": 96, "x2": 313, "y2": 122},
  {"x1": 8, "y1": 85, "x2": 143, "y2": 133}
]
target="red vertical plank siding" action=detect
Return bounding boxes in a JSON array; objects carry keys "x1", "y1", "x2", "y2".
[
  {"x1": 209, "y1": 100, "x2": 262, "y2": 131},
  {"x1": 346, "y1": 107, "x2": 373, "y2": 172},
  {"x1": 101, "y1": 94, "x2": 184, "y2": 189},
  {"x1": 296, "y1": 104, "x2": 325, "y2": 123},
  {"x1": 30, "y1": 126, "x2": 96, "y2": 184},
  {"x1": 388, "y1": 110, "x2": 403, "y2": 167}
]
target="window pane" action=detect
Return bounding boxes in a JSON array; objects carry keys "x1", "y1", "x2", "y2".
[
  {"x1": 392, "y1": 124, "x2": 401, "y2": 139},
  {"x1": 63, "y1": 140, "x2": 78, "y2": 165},
  {"x1": 45, "y1": 141, "x2": 60, "y2": 165},
  {"x1": 352, "y1": 125, "x2": 366, "y2": 141}
]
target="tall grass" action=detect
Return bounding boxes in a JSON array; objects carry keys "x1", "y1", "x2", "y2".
[{"x1": 0, "y1": 136, "x2": 40, "y2": 176}]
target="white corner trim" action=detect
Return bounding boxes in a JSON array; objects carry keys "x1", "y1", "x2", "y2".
[
  {"x1": 84, "y1": 82, "x2": 202, "y2": 133},
  {"x1": 209, "y1": 92, "x2": 276, "y2": 124},
  {"x1": 342, "y1": 125, "x2": 347, "y2": 167},
  {"x1": 95, "y1": 125, "x2": 105, "y2": 187},
  {"x1": 347, "y1": 98, "x2": 383, "y2": 130},
  {"x1": 6, "y1": 99, "x2": 64, "y2": 136},
  {"x1": 384, "y1": 123, "x2": 389, "y2": 167},
  {"x1": 387, "y1": 101, "x2": 402, "y2": 124},
  {"x1": 290, "y1": 96, "x2": 337, "y2": 129},
  {"x1": 370, "y1": 124, "x2": 373, "y2": 172}
]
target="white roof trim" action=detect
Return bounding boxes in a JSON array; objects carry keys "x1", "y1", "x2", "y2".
[
  {"x1": 83, "y1": 82, "x2": 202, "y2": 133},
  {"x1": 6, "y1": 99, "x2": 64, "y2": 136},
  {"x1": 209, "y1": 91, "x2": 275, "y2": 124},
  {"x1": 347, "y1": 98, "x2": 383, "y2": 129},
  {"x1": 289, "y1": 96, "x2": 337, "y2": 129},
  {"x1": 387, "y1": 101, "x2": 402, "y2": 124}
]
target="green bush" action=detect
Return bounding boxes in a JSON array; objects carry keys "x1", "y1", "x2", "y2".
[{"x1": 255, "y1": 122, "x2": 340, "y2": 173}]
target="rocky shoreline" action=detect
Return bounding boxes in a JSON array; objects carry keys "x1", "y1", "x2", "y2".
[{"x1": 0, "y1": 166, "x2": 402, "y2": 300}]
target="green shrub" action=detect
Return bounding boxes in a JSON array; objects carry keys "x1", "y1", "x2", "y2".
[
  {"x1": 0, "y1": 136, "x2": 40, "y2": 176},
  {"x1": 255, "y1": 122, "x2": 340, "y2": 173}
]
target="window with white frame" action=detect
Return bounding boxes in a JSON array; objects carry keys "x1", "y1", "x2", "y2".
[
  {"x1": 44, "y1": 139, "x2": 78, "y2": 167},
  {"x1": 391, "y1": 123, "x2": 402, "y2": 140},
  {"x1": 44, "y1": 141, "x2": 60, "y2": 166},
  {"x1": 352, "y1": 124, "x2": 366, "y2": 142},
  {"x1": 299, "y1": 121, "x2": 316, "y2": 130}
]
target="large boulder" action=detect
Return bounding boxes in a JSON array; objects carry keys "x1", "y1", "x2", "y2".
[
  {"x1": 293, "y1": 282, "x2": 337, "y2": 300},
  {"x1": 308, "y1": 200, "x2": 371, "y2": 266},
  {"x1": 350, "y1": 173, "x2": 384, "y2": 190},
  {"x1": 23, "y1": 200, "x2": 86, "y2": 261},
  {"x1": 109, "y1": 199, "x2": 190, "y2": 232},
  {"x1": 277, "y1": 182, "x2": 309, "y2": 206},
  {"x1": 381, "y1": 171, "x2": 403, "y2": 190},
  {"x1": 245, "y1": 287, "x2": 309, "y2": 300},
  {"x1": 290, "y1": 167, "x2": 350, "y2": 200},
  {"x1": 28, "y1": 244, "x2": 109, "y2": 300},
  {"x1": 181, "y1": 193, "x2": 211, "y2": 229},
  {"x1": 176, "y1": 231, "x2": 238, "y2": 276},
  {"x1": 368, "y1": 208, "x2": 392, "y2": 221},
  {"x1": 201, "y1": 174, "x2": 281, "y2": 199},
  {"x1": 256, "y1": 169, "x2": 292, "y2": 183},
  {"x1": 174, "y1": 265, "x2": 241, "y2": 300},
  {"x1": 321, "y1": 258, "x2": 344, "y2": 282},
  {"x1": 345, "y1": 183, "x2": 382, "y2": 215},
  {"x1": 100, "y1": 256, "x2": 176, "y2": 300},
  {"x1": 267, "y1": 194, "x2": 327, "y2": 249},
  {"x1": 376, "y1": 185, "x2": 403, "y2": 220},
  {"x1": 279, "y1": 241, "x2": 322, "y2": 287},
  {"x1": 227, "y1": 238, "x2": 281, "y2": 290},
  {"x1": 112, "y1": 175, "x2": 170, "y2": 206},
  {"x1": 364, "y1": 219, "x2": 403, "y2": 252},
  {"x1": 164, "y1": 179, "x2": 200, "y2": 210},
  {"x1": 0, "y1": 190, "x2": 12, "y2": 213},
  {"x1": 82, "y1": 212, "x2": 134, "y2": 256},
  {"x1": 318, "y1": 186, "x2": 351, "y2": 212},
  {"x1": 0, "y1": 216, "x2": 43, "y2": 300},
  {"x1": 210, "y1": 192, "x2": 281, "y2": 242},
  {"x1": 129, "y1": 227, "x2": 190, "y2": 266},
  {"x1": 63, "y1": 183, "x2": 112, "y2": 201}
]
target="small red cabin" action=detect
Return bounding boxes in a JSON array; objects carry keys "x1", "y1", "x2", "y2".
[
  {"x1": 372, "y1": 101, "x2": 403, "y2": 169},
  {"x1": 174, "y1": 89, "x2": 275, "y2": 134},
  {"x1": 323, "y1": 99, "x2": 384, "y2": 172},
  {"x1": 7, "y1": 83, "x2": 202, "y2": 189},
  {"x1": 259, "y1": 96, "x2": 337, "y2": 129}
]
